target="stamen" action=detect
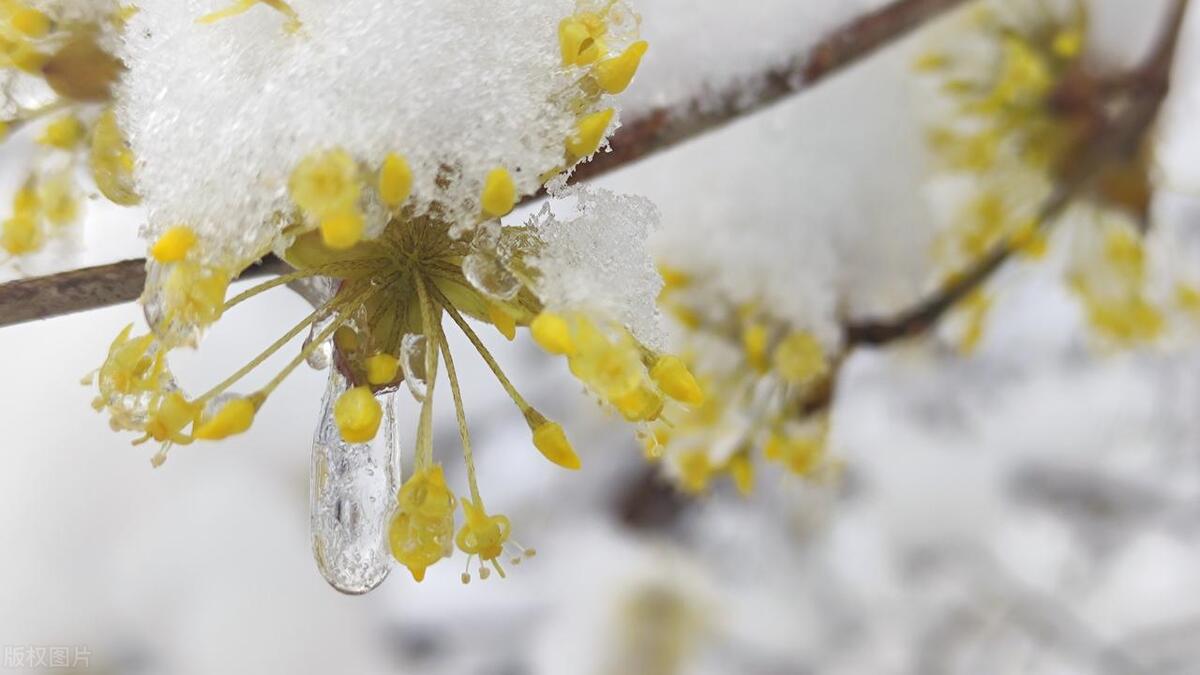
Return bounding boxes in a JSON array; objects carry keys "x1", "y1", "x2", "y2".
[
  {"x1": 411, "y1": 273, "x2": 442, "y2": 469},
  {"x1": 428, "y1": 283, "x2": 532, "y2": 415},
  {"x1": 432, "y1": 302, "x2": 483, "y2": 504},
  {"x1": 195, "y1": 289, "x2": 342, "y2": 403},
  {"x1": 255, "y1": 284, "x2": 379, "y2": 399}
]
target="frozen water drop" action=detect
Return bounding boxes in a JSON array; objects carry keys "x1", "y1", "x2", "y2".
[
  {"x1": 303, "y1": 314, "x2": 335, "y2": 370},
  {"x1": 472, "y1": 219, "x2": 502, "y2": 251},
  {"x1": 400, "y1": 334, "x2": 429, "y2": 402},
  {"x1": 462, "y1": 252, "x2": 521, "y2": 301},
  {"x1": 310, "y1": 370, "x2": 401, "y2": 595}
]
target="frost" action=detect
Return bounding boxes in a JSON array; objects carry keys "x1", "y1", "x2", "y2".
[
  {"x1": 118, "y1": 0, "x2": 631, "y2": 267},
  {"x1": 527, "y1": 187, "x2": 665, "y2": 350}
]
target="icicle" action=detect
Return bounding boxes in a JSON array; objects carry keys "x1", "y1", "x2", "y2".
[{"x1": 310, "y1": 369, "x2": 401, "y2": 594}]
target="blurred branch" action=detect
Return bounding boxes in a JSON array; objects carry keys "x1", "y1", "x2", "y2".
[
  {"x1": 572, "y1": 0, "x2": 972, "y2": 183},
  {"x1": 618, "y1": 0, "x2": 1190, "y2": 531},
  {"x1": 845, "y1": 0, "x2": 1187, "y2": 347},
  {"x1": 0, "y1": 0, "x2": 971, "y2": 328}
]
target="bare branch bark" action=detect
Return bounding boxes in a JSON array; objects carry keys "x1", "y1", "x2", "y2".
[{"x1": 0, "y1": 0, "x2": 970, "y2": 328}]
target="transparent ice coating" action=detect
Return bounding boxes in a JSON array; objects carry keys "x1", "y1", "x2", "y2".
[
  {"x1": 289, "y1": 276, "x2": 339, "y2": 371},
  {"x1": 399, "y1": 333, "x2": 429, "y2": 402},
  {"x1": 310, "y1": 370, "x2": 401, "y2": 594}
]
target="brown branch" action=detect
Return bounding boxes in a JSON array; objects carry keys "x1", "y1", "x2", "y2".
[
  {"x1": 573, "y1": 0, "x2": 972, "y2": 183},
  {"x1": 0, "y1": 255, "x2": 290, "y2": 327},
  {"x1": 846, "y1": 0, "x2": 1185, "y2": 347},
  {"x1": 618, "y1": 0, "x2": 1189, "y2": 531},
  {"x1": 0, "y1": 0, "x2": 970, "y2": 328}
]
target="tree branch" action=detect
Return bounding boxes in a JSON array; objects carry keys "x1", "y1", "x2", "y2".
[
  {"x1": 846, "y1": 0, "x2": 1185, "y2": 347},
  {"x1": 0, "y1": 0, "x2": 971, "y2": 328}
]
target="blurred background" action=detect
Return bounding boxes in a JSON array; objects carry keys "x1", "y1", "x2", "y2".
[{"x1": 3, "y1": 1, "x2": 1200, "y2": 673}]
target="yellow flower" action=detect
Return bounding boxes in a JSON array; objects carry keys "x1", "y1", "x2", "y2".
[
  {"x1": 388, "y1": 466, "x2": 456, "y2": 582},
  {"x1": 456, "y1": 499, "x2": 512, "y2": 577}
]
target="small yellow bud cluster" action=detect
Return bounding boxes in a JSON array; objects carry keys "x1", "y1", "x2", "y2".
[
  {"x1": 918, "y1": 1, "x2": 1094, "y2": 291},
  {"x1": 91, "y1": 109, "x2": 141, "y2": 206},
  {"x1": 91, "y1": 323, "x2": 266, "y2": 464},
  {"x1": 764, "y1": 422, "x2": 829, "y2": 478},
  {"x1": 652, "y1": 276, "x2": 841, "y2": 496},
  {"x1": 0, "y1": 2, "x2": 52, "y2": 73},
  {"x1": 149, "y1": 257, "x2": 233, "y2": 347},
  {"x1": 530, "y1": 311, "x2": 704, "y2": 427},
  {"x1": 557, "y1": 5, "x2": 648, "y2": 164},
  {"x1": 287, "y1": 147, "x2": 523, "y2": 254},
  {"x1": 0, "y1": 4, "x2": 130, "y2": 261},
  {"x1": 1, "y1": 169, "x2": 83, "y2": 256},
  {"x1": 289, "y1": 149, "x2": 366, "y2": 250},
  {"x1": 1069, "y1": 220, "x2": 1164, "y2": 346}
]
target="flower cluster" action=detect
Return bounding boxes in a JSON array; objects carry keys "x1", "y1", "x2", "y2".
[
  {"x1": 916, "y1": 0, "x2": 1172, "y2": 350},
  {"x1": 647, "y1": 267, "x2": 837, "y2": 497},
  {"x1": 0, "y1": 0, "x2": 132, "y2": 261},
  {"x1": 89, "y1": 0, "x2": 700, "y2": 588}
]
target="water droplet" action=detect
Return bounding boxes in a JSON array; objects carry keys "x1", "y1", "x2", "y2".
[
  {"x1": 462, "y1": 252, "x2": 521, "y2": 300},
  {"x1": 400, "y1": 333, "x2": 428, "y2": 402},
  {"x1": 310, "y1": 370, "x2": 401, "y2": 595}
]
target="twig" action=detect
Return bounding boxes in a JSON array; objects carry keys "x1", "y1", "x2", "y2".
[
  {"x1": 618, "y1": 0, "x2": 1189, "y2": 530},
  {"x1": 0, "y1": 255, "x2": 290, "y2": 327},
  {"x1": 845, "y1": 0, "x2": 1185, "y2": 347},
  {"x1": 0, "y1": 0, "x2": 970, "y2": 327}
]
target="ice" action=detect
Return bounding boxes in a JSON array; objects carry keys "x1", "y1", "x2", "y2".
[
  {"x1": 462, "y1": 251, "x2": 521, "y2": 301},
  {"x1": 527, "y1": 187, "x2": 665, "y2": 350},
  {"x1": 310, "y1": 369, "x2": 401, "y2": 594},
  {"x1": 399, "y1": 333, "x2": 428, "y2": 403},
  {"x1": 118, "y1": 0, "x2": 631, "y2": 269}
]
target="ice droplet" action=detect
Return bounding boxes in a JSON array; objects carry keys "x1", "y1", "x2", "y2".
[
  {"x1": 462, "y1": 252, "x2": 521, "y2": 301},
  {"x1": 288, "y1": 276, "x2": 339, "y2": 371},
  {"x1": 399, "y1": 334, "x2": 428, "y2": 402},
  {"x1": 310, "y1": 370, "x2": 401, "y2": 594},
  {"x1": 303, "y1": 313, "x2": 335, "y2": 370}
]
